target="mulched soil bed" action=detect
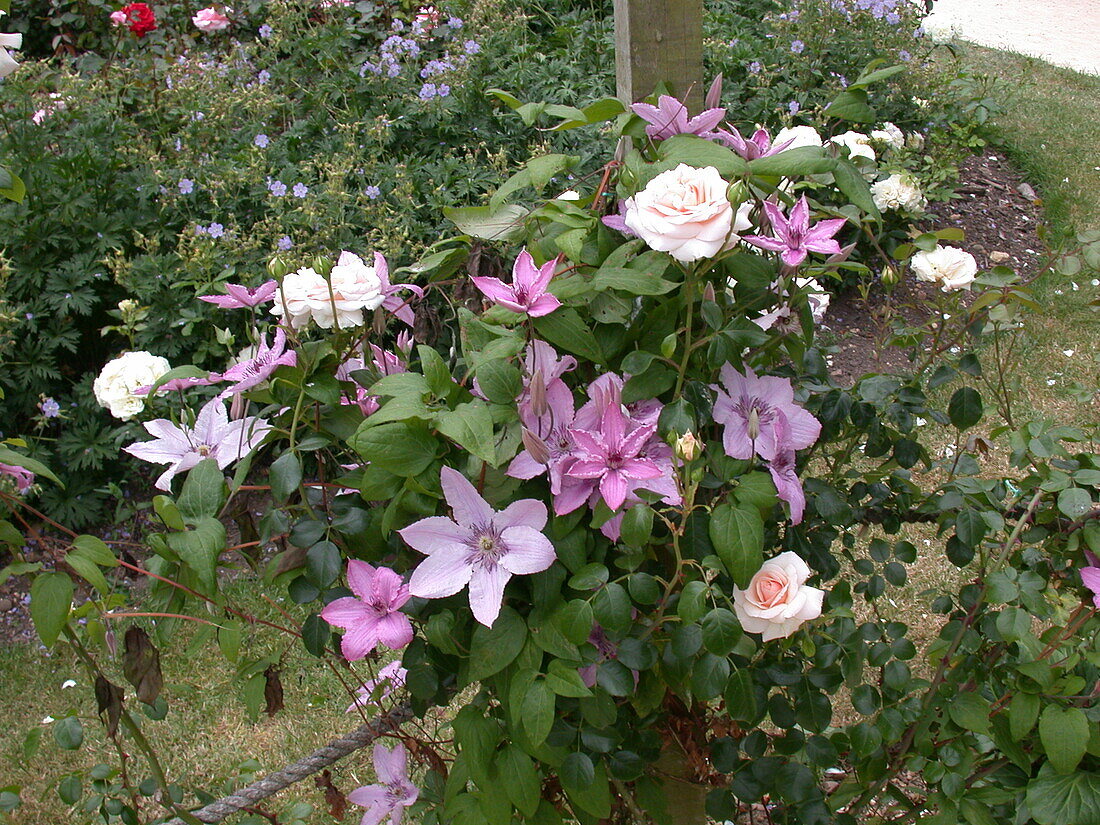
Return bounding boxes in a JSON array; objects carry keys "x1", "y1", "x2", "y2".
[
  {"x1": 827, "y1": 149, "x2": 1047, "y2": 383},
  {"x1": 0, "y1": 150, "x2": 1051, "y2": 643}
]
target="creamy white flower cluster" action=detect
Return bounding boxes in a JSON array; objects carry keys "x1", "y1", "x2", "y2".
[
  {"x1": 911, "y1": 245, "x2": 978, "y2": 292},
  {"x1": 272, "y1": 252, "x2": 386, "y2": 329},
  {"x1": 93, "y1": 351, "x2": 171, "y2": 419}
]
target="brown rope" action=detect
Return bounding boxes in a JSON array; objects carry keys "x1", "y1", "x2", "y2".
[{"x1": 163, "y1": 703, "x2": 414, "y2": 825}]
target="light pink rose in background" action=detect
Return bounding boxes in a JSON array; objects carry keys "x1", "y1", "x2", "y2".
[
  {"x1": 623, "y1": 163, "x2": 743, "y2": 263},
  {"x1": 192, "y1": 7, "x2": 230, "y2": 32},
  {"x1": 328, "y1": 250, "x2": 386, "y2": 315},
  {"x1": 732, "y1": 551, "x2": 824, "y2": 641},
  {"x1": 109, "y1": 10, "x2": 128, "y2": 26}
]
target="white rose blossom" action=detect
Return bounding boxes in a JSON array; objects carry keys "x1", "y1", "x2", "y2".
[
  {"x1": 93, "y1": 351, "x2": 172, "y2": 420},
  {"x1": 828, "y1": 130, "x2": 876, "y2": 163},
  {"x1": 0, "y1": 11, "x2": 22, "y2": 80},
  {"x1": 870, "y1": 122, "x2": 905, "y2": 150},
  {"x1": 911, "y1": 245, "x2": 978, "y2": 292},
  {"x1": 271, "y1": 252, "x2": 384, "y2": 329},
  {"x1": 732, "y1": 552, "x2": 824, "y2": 641},
  {"x1": 871, "y1": 173, "x2": 926, "y2": 213},
  {"x1": 623, "y1": 164, "x2": 751, "y2": 263},
  {"x1": 773, "y1": 125, "x2": 823, "y2": 150}
]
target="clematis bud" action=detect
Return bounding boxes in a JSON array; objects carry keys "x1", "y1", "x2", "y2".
[
  {"x1": 675, "y1": 431, "x2": 701, "y2": 462},
  {"x1": 528, "y1": 371, "x2": 547, "y2": 417},
  {"x1": 705, "y1": 74, "x2": 724, "y2": 110},
  {"x1": 267, "y1": 254, "x2": 291, "y2": 279},
  {"x1": 880, "y1": 265, "x2": 900, "y2": 288},
  {"x1": 521, "y1": 428, "x2": 551, "y2": 465},
  {"x1": 702, "y1": 282, "x2": 716, "y2": 303},
  {"x1": 747, "y1": 407, "x2": 761, "y2": 441},
  {"x1": 396, "y1": 330, "x2": 414, "y2": 358}
]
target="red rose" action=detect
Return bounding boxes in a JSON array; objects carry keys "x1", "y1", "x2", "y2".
[{"x1": 121, "y1": 2, "x2": 157, "y2": 37}]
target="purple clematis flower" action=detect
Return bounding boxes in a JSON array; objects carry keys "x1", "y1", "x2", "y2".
[
  {"x1": 321, "y1": 561, "x2": 413, "y2": 661},
  {"x1": 348, "y1": 743, "x2": 419, "y2": 825},
  {"x1": 198, "y1": 280, "x2": 278, "y2": 309},
  {"x1": 565, "y1": 398, "x2": 663, "y2": 512},
  {"x1": 712, "y1": 364, "x2": 821, "y2": 462},
  {"x1": 0, "y1": 462, "x2": 35, "y2": 493},
  {"x1": 347, "y1": 661, "x2": 408, "y2": 713},
  {"x1": 1081, "y1": 550, "x2": 1100, "y2": 609},
  {"x1": 631, "y1": 94, "x2": 726, "y2": 141},
  {"x1": 714, "y1": 125, "x2": 794, "y2": 160},
  {"x1": 766, "y1": 419, "x2": 807, "y2": 524},
  {"x1": 744, "y1": 196, "x2": 847, "y2": 268},
  {"x1": 578, "y1": 624, "x2": 640, "y2": 689},
  {"x1": 375, "y1": 252, "x2": 424, "y2": 327},
  {"x1": 471, "y1": 248, "x2": 562, "y2": 317},
  {"x1": 218, "y1": 327, "x2": 297, "y2": 397},
  {"x1": 123, "y1": 398, "x2": 271, "y2": 491},
  {"x1": 401, "y1": 467, "x2": 556, "y2": 627}
]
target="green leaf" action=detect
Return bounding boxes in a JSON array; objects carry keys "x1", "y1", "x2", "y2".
[
  {"x1": 178, "y1": 458, "x2": 227, "y2": 521},
  {"x1": 554, "y1": 599, "x2": 594, "y2": 645},
  {"x1": 833, "y1": 159, "x2": 880, "y2": 219},
  {"x1": 0, "y1": 166, "x2": 25, "y2": 202},
  {"x1": 497, "y1": 745, "x2": 541, "y2": 817},
  {"x1": 677, "y1": 581, "x2": 709, "y2": 623},
  {"x1": 437, "y1": 401, "x2": 498, "y2": 465},
  {"x1": 71, "y1": 535, "x2": 117, "y2": 568},
  {"x1": 546, "y1": 660, "x2": 592, "y2": 698},
  {"x1": 590, "y1": 267, "x2": 677, "y2": 296},
  {"x1": 301, "y1": 614, "x2": 328, "y2": 657},
  {"x1": 475, "y1": 360, "x2": 523, "y2": 405},
  {"x1": 350, "y1": 422, "x2": 439, "y2": 476},
  {"x1": 1025, "y1": 764, "x2": 1100, "y2": 825},
  {"x1": 948, "y1": 387, "x2": 983, "y2": 430},
  {"x1": 533, "y1": 308, "x2": 603, "y2": 364},
  {"x1": 30, "y1": 572, "x2": 73, "y2": 648},
  {"x1": 522, "y1": 680, "x2": 555, "y2": 746},
  {"x1": 562, "y1": 761, "x2": 611, "y2": 819},
  {"x1": 268, "y1": 452, "x2": 302, "y2": 505},
  {"x1": 152, "y1": 496, "x2": 185, "y2": 531},
  {"x1": 166, "y1": 516, "x2": 226, "y2": 592},
  {"x1": 849, "y1": 63, "x2": 906, "y2": 90},
  {"x1": 824, "y1": 88, "x2": 875, "y2": 123},
  {"x1": 305, "y1": 541, "x2": 341, "y2": 588},
  {"x1": 444, "y1": 204, "x2": 529, "y2": 241},
  {"x1": 1009, "y1": 692, "x2": 1040, "y2": 741},
  {"x1": 1040, "y1": 705, "x2": 1090, "y2": 774},
  {"x1": 748, "y1": 146, "x2": 837, "y2": 177},
  {"x1": 947, "y1": 692, "x2": 991, "y2": 735},
  {"x1": 53, "y1": 717, "x2": 83, "y2": 750},
  {"x1": 725, "y1": 669, "x2": 757, "y2": 722},
  {"x1": 655, "y1": 134, "x2": 748, "y2": 178},
  {"x1": 955, "y1": 509, "x2": 988, "y2": 548},
  {"x1": 709, "y1": 504, "x2": 764, "y2": 588},
  {"x1": 467, "y1": 607, "x2": 527, "y2": 682},
  {"x1": 63, "y1": 553, "x2": 111, "y2": 597},
  {"x1": 701, "y1": 608, "x2": 742, "y2": 656},
  {"x1": 620, "y1": 504, "x2": 654, "y2": 547},
  {"x1": 561, "y1": 752, "x2": 595, "y2": 791},
  {"x1": 1058, "y1": 488, "x2": 1093, "y2": 519}
]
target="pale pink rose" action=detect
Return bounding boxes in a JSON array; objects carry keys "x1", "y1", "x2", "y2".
[
  {"x1": 623, "y1": 164, "x2": 742, "y2": 263},
  {"x1": 731, "y1": 551, "x2": 824, "y2": 641},
  {"x1": 109, "y1": 10, "x2": 128, "y2": 26},
  {"x1": 192, "y1": 7, "x2": 230, "y2": 32}
]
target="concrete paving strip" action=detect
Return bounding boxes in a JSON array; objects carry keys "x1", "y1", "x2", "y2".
[{"x1": 923, "y1": 0, "x2": 1100, "y2": 76}]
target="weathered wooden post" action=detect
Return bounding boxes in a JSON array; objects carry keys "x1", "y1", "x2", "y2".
[
  {"x1": 612, "y1": 7, "x2": 710, "y2": 823},
  {"x1": 613, "y1": 0, "x2": 704, "y2": 110}
]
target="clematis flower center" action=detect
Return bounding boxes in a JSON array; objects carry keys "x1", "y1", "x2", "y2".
[
  {"x1": 197, "y1": 444, "x2": 212, "y2": 456},
  {"x1": 467, "y1": 528, "x2": 505, "y2": 568}
]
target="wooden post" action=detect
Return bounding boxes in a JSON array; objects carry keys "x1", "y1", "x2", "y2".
[{"x1": 613, "y1": 0, "x2": 704, "y2": 111}]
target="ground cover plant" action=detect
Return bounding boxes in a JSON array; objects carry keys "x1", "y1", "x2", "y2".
[{"x1": 2, "y1": 2, "x2": 1100, "y2": 825}]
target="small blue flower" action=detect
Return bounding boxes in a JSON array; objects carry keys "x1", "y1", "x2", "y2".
[
  {"x1": 791, "y1": 40, "x2": 805, "y2": 54},
  {"x1": 258, "y1": 24, "x2": 273, "y2": 38},
  {"x1": 207, "y1": 223, "x2": 225, "y2": 239},
  {"x1": 178, "y1": 178, "x2": 194, "y2": 194},
  {"x1": 257, "y1": 69, "x2": 271, "y2": 84},
  {"x1": 788, "y1": 101, "x2": 800, "y2": 115},
  {"x1": 292, "y1": 183, "x2": 308, "y2": 198},
  {"x1": 899, "y1": 49, "x2": 912, "y2": 62},
  {"x1": 391, "y1": 19, "x2": 405, "y2": 31},
  {"x1": 40, "y1": 398, "x2": 60, "y2": 418},
  {"x1": 365, "y1": 185, "x2": 381, "y2": 200},
  {"x1": 463, "y1": 39, "x2": 480, "y2": 55},
  {"x1": 437, "y1": 84, "x2": 450, "y2": 98},
  {"x1": 748, "y1": 61, "x2": 762, "y2": 74},
  {"x1": 277, "y1": 235, "x2": 293, "y2": 251},
  {"x1": 254, "y1": 133, "x2": 269, "y2": 148},
  {"x1": 448, "y1": 16, "x2": 463, "y2": 29},
  {"x1": 195, "y1": 224, "x2": 208, "y2": 235},
  {"x1": 268, "y1": 180, "x2": 287, "y2": 197},
  {"x1": 886, "y1": 11, "x2": 900, "y2": 24},
  {"x1": 419, "y1": 83, "x2": 437, "y2": 100}
]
